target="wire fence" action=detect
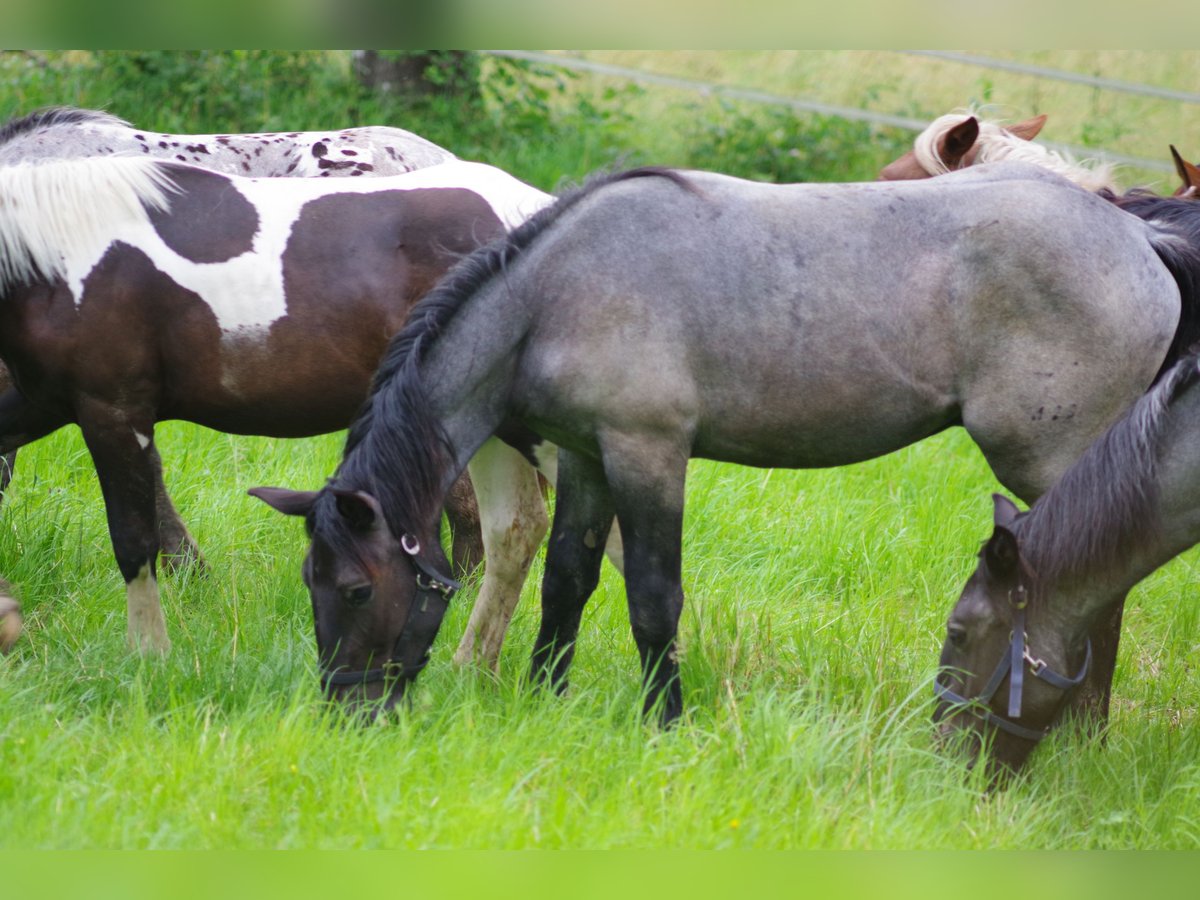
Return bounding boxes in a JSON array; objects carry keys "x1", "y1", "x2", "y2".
[{"x1": 485, "y1": 50, "x2": 1179, "y2": 174}]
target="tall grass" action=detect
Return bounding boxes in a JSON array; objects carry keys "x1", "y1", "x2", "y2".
[{"x1": 2, "y1": 52, "x2": 1200, "y2": 848}]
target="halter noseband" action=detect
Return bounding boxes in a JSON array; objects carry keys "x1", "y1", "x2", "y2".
[
  {"x1": 934, "y1": 586, "x2": 1092, "y2": 743},
  {"x1": 319, "y1": 533, "x2": 461, "y2": 691}
]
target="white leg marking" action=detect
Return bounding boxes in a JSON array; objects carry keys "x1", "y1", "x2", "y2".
[
  {"x1": 126, "y1": 562, "x2": 170, "y2": 654},
  {"x1": 453, "y1": 438, "x2": 548, "y2": 671}
]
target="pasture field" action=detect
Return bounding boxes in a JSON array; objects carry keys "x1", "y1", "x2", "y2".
[
  {"x1": 3, "y1": 51, "x2": 1200, "y2": 849},
  {"x1": 3, "y1": 423, "x2": 1200, "y2": 848}
]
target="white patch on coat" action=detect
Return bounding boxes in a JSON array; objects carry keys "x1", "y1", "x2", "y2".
[
  {"x1": 133, "y1": 430, "x2": 152, "y2": 449},
  {"x1": 1, "y1": 157, "x2": 551, "y2": 339}
]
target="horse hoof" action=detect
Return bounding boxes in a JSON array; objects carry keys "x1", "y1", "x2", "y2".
[{"x1": 0, "y1": 594, "x2": 23, "y2": 654}]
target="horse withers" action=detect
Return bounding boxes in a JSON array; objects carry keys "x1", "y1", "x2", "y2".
[
  {"x1": 0, "y1": 154, "x2": 573, "y2": 662},
  {"x1": 253, "y1": 162, "x2": 1200, "y2": 721}
]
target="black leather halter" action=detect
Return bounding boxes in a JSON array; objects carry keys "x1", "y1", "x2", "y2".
[
  {"x1": 319, "y1": 533, "x2": 461, "y2": 691},
  {"x1": 934, "y1": 589, "x2": 1092, "y2": 743}
]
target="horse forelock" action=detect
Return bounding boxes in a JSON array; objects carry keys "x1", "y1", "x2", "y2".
[
  {"x1": 0, "y1": 106, "x2": 130, "y2": 147},
  {"x1": 1017, "y1": 350, "x2": 1200, "y2": 591},
  {"x1": 912, "y1": 109, "x2": 1118, "y2": 191},
  {"x1": 338, "y1": 165, "x2": 697, "y2": 543},
  {"x1": 0, "y1": 157, "x2": 176, "y2": 294}
]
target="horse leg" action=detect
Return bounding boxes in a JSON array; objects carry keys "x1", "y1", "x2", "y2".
[
  {"x1": 0, "y1": 388, "x2": 73, "y2": 498},
  {"x1": 0, "y1": 579, "x2": 20, "y2": 653},
  {"x1": 148, "y1": 441, "x2": 206, "y2": 574},
  {"x1": 76, "y1": 401, "x2": 170, "y2": 653},
  {"x1": 598, "y1": 432, "x2": 688, "y2": 726},
  {"x1": 529, "y1": 443, "x2": 626, "y2": 575},
  {"x1": 452, "y1": 438, "x2": 548, "y2": 671},
  {"x1": 529, "y1": 448, "x2": 615, "y2": 694},
  {"x1": 444, "y1": 470, "x2": 485, "y2": 577}
]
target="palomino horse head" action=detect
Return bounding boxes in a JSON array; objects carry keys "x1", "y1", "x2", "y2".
[
  {"x1": 1171, "y1": 145, "x2": 1200, "y2": 198},
  {"x1": 249, "y1": 485, "x2": 457, "y2": 717},
  {"x1": 935, "y1": 495, "x2": 1091, "y2": 778},
  {"x1": 879, "y1": 113, "x2": 1047, "y2": 180}
]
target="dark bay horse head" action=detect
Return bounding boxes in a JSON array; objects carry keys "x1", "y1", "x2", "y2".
[
  {"x1": 935, "y1": 495, "x2": 1093, "y2": 778},
  {"x1": 250, "y1": 484, "x2": 456, "y2": 716}
]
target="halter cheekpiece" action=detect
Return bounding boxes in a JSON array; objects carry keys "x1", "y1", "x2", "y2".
[{"x1": 934, "y1": 584, "x2": 1092, "y2": 743}]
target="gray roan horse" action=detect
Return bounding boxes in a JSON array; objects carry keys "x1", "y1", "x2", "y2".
[
  {"x1": 937, "y1": 191, "x2": 1200, "y2": 777},
  {"x1": 0, "y1": 106, "x2": 456, "y2": 573},
  {"x1": 0, "y1": 153, "x2": 572, "y2": 662},
  {"x1": 251, "y1": 161, "x2": 1200, "y2": 720}
]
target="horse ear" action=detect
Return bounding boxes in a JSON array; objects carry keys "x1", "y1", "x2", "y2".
[
  {"x1": 938, "y1": 116, "x2": 980, "y2": 168},
  {"x1": 992, "y1": 493, "x2": 1021, "y2": 528},
  {"x1": 983, "y1": 525, "x2": 1021, "y2": 585},
  {"x1": 1170, "y1": 145, "x2": 1200, "y2": 195},
  {"x1": 248, "y1": 486, "x2": 317, "y2": 517},
  {"x1": 331, "y1": 489, "x2": 383, "y2": 532},
  {"x1": 1006, "y1": 114, "x2": 1047, "y2": 142}
]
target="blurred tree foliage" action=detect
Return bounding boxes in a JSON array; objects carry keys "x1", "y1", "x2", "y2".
[{"x1": 0, "y1": 50, "x2": 908, "y2": 188}]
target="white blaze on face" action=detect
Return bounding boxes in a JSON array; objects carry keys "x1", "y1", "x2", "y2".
[{"x1": 59, "y1": 160, "x2": 552, "y2": 338}]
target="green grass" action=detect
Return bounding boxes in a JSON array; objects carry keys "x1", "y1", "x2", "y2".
[
  {"x1": 4, "y1": 421, "x2": 1200, "y2": 848},
  {"x1": 5, "y1": 50, "x2": 1200, "y2": 849}
]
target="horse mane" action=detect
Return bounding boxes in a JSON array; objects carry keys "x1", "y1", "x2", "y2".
[
  {"x1": 331, "y1": 166, "x2": 699, "y2": 542},
  {"x1": 0, "y1": 106, "x2": 130, "y2": 147},
  {"x1": 0, "y1": 156, "x2": 176, "y2": 293},
  {"x1": 1016, "y1": 348, "x2": 1200, "y2": 591},
  {"x1": 913, "y1": 109, "x2": 1118, "y2": 192},
  {"x1": 1102, "y1": 189, "x2": 1200, "y2": 379}
]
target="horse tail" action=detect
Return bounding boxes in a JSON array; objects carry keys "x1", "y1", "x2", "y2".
[{"x1": 1102, "y1": 190, "x2": 1200, "y2": 382}]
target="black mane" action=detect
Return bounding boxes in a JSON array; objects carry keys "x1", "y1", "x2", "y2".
[
  {"x1": 1101, "y1": 189, "x2": 1200, "y2": 380},
  {"x1": 0, "y1": 107, "x2": 129, "y2": 148},
  {"x1": 327, "y1": 166, "x2": 698, "y2": 543},
  {"x1": 1017, "y1": 347, "x2": 1200, "y2": 589}
]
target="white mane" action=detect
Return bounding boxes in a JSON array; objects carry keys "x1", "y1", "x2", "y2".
[
  {"x1": 0, "y1": 156, "x2": 176, "y2": 293},
  {"x1": 913, "y1": 110, "x2": 1119, "y2": 192}
]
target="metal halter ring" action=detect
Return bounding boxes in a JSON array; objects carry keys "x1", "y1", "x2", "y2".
[
  {"x1": 415, "y1": 572, "x2": 456, "y2": 596},
  {"x1": 401, "y1": 534, "x2": 421, "y2": 556}
]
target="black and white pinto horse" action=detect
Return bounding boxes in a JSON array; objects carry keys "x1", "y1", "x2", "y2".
[
  {"x1": 0, "y1": 106, "x2": 457, "y2": 570},
  {"x1": 0, "y1": 153, "x2": 612, "y2": 666},
  {"x1": 253, "y1": 162, "x2": 1200, "y2": 721}
]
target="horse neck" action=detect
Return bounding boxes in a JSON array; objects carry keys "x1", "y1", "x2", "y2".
[{"x1": 342, "y1": 270, "x2": 534, "y2": 543}]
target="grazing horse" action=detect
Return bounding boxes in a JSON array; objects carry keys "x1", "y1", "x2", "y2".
[
  {"x1": 251, "y1": 162, "x2": 1200, "y2": 721},
  {"x1": 878, "y1": 110, "x2": 1119, "y2": 192},
  {"x1": 937, "y1": 343, "x2": 1200, "y2": 776},
  {"x1": 0, "y1": 154, "x2": 578, "y2": 661},
  {"x1": 0, "y1": 107, "x2": 461, "y2": 572}
]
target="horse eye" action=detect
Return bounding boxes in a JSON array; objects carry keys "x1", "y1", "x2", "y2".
[
  {"x1": 342, "y1": 584, "x2": 373, "y2": 607},
  {"x1": 946, "y1": 623, "x2": 968, "y2": 649}
]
